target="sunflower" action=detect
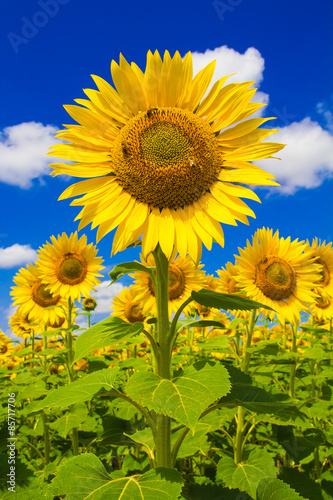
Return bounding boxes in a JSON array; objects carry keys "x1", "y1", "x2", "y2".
[
  {"x1": 11, "y1": 264, "x2": 67, "y2": 325},
  {"x1": 216, "y1": 262, "x2": 250, "y2": 319},
  {"x1": 133, "y1": 253, "x2": 206, "y2": 316},
  {"x1": 234, "y1": 228, "x2": 321, "y2": 324},
  {"x1": 111, "y1": 285, "x2": 147, "y2": 324},
  {"x1": 186, "y1": 273, "x2": 220, "y2": 319},
  {"x1": 0, "y1": 332, "x2": 14, "y2": 362},
  {"x1": 308, "y1": 294, "x2": 333, "y2": 323},
  {"x1": 9, "y1": 309, "x2": 39, "y2": 340},
  {"x1": 82, "y1": 295, "x2": 98, "y2": 311},
  {"x1": 49, "y1": 50, "x2": 284, "y2": 263},
  {"x1": 36, "y1": 232, "x2": 104, "y2": 302},
  {"x1": 306, "y1": 239, "x2": 333, "y2": 301}
]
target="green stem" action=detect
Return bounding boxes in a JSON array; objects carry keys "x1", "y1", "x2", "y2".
[
  {"x1": 66, "y1": 297, "x2": 79, "y2": 456},
  {"x1": 289, "y1": 324, "x2": 298, "y2": 397},
  {"x1": 234, "y1": 309, "x2": 257, "y2": 464},
  {"x1": 152, "y1": 245, "x2": 172, "y2": 468},
  {"x1": 41, "y1": 412, "x2": 50, "y2": 465}
]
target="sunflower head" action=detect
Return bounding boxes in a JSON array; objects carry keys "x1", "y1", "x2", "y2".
[
  {"x1": 50, "y1": 50, "x2": 285, "y2": 263},
  {"x1": 82, "y1": 296, "x2": 98, "y2": 311},
  {"x1": 36, "y1": 232, "x2": 104, "y2": 302},
  {"x1": 111, "y1": 285, "x2": 147, "y2": 324}
]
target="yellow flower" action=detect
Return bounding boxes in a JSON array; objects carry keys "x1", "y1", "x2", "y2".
[
  {"x1": 133, "y1": 253, "x2": 206, "y2": 316},
  {"x1": 11, "y1": 264, "x2": 67, "y2": 325},
  {"x1": 111, "y1": 285, "x2": 147, "y2": 323},
  {"x1": 82, "y1": 296, "x2": 98, "y2": 311},
  {"x1": 216, "y1": 262, "x2": 250, "y2": 319},
  {"x1": 36, "y1": 232, "x2": 104, "y2": 302},
  {"x1": 9, "y1": 308, "x2": 40, "y2": 340},
  {"x1": 49, "y1": 50, "x2": 284, "y2": 263},
  {"x1": 309, "y1": 294, "x2": 333, "y2": 322},
  {"x1": 0, "y1": 332, "x2": 14, "y2": 362},
  {"x1": 234, "y1": 228, "x2": 320, "y2": 324},
  {"x1": 306, "y1": 239, "x2": 333, "y2": 301}
]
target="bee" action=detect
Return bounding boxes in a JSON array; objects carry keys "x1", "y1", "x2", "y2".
[
  {"x1": 188, "y1": 156, "x2": 196, "y2": 168},
  {"x1": 146, "y1": 107, "x2": 158, "y2": 118}
]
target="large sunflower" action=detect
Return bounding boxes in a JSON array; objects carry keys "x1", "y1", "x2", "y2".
[
  {"x1": 36, "y1": 232, "x2": 104, "y2": 302},
  {"x1": 234, "y1": 228, "x2": 320, "y2": 324},
  {"x1": 49, "y1": 50, "x2": 284, "y2": 263},
  {"x1": 133, "y1": 253, "x2": 206, "y2": 316},
  {"x1": 11, "y1": 264, "x2": 68, "y2": 325}
]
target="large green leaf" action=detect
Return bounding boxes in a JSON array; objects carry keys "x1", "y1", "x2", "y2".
[
  {"x1": 275, "y1": 426, "x2": 326, "y2": 462},
  {"x1": 48, "y1": 413, "x2": 86, "y2": 438},
  {"x1": 191, "y1": 289, "x2": 275, "y2": 311},
  {"x1": 49, "y1": 453, "x2": 183, "y2": 499},
  {"x1": 217, "y1": 448, "x2": 277, "y2": 499},
  {"x1": 74, "y1": 316, "x2": 144, "y2": 362},
  {"x1": 256, "y1": 477, "x2": 306, "y2": 500},
  {"x1": 126, "y1": 361, "x2": 230, "y2": 430},
  {"x1": 279, "y1": 468, "x2": 324, "y2": 500},
  {"x1": 109, "y1": 261, "x2": 155, "y2": 284},
  {"x1": 30, "y1": 367, "x2": 119, "y2": 413}
]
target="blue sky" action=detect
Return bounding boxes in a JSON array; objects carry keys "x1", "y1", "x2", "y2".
[{"x1": 1, "y1": 0, "x2": 333, "y2": 338}]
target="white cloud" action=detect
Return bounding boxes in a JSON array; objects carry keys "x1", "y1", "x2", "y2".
[
  {"x1": 191, "y1": 46, "x2": 268, "y2": 117},
  {"x1": 0, "y1": 121, "x2": 61, "y2": 189},
  {"x1": 0, "y1": 244, "x2": 37, "y2": 269},
  {"x1": 257, "y1": 117, "x2": 333, "y2": 194},
  {"x1": 317, "y1": 102, "x2": 333, "y2": 133},
  {"x1": 86, "y1": 280, "x2": 125, "y2": 315}
]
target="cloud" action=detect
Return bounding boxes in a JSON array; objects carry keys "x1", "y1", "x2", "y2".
[
  {"x1": 317, "y1": 101, "x2": 333, "y2": 133},
  {"x1": 0, "y1": 121, "x2": 61, "y2": 189},
  {"x1": 85, "y1": 280, "x2": 125, "y2": 315},
  {"x1": 0, "y1": 243, "x2": 37, "y2": 269},
  {"x1": 257, "y1": 117, "x2": 333, "y2": 194},
  {"x1": 190, "y1": 46, "x2": 268, "y2": 117}
]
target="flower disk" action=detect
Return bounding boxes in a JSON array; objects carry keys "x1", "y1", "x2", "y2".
[{"x1": 49, "y1": 50, "x2": 285, "y2": 263}]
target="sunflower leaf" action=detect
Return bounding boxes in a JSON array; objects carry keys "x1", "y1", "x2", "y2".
[
  {"x1": 125, "y1": 360, "x2": 231, "y2": 431},
  {"x1": 191, "y1": 289, "x2": 275, "y2": 312},
  {"x1": 256, "y1": 477, "x2": 306, "y2": 500},
  {"x1": 49, "y1": 453, "x2": 183, "y2": 499},
  {"x1": 74, "y1": 316, "x2": 144, "y2": 362},
  {"x1": 176, "y1": 319, "x2": 226, "y2": 334},
  {"x1": 29, "y1": 367, "x2": 120, "y2": 413},
  {"x1": 109, "y1": 262, "x2": 155, "y2": 284}
]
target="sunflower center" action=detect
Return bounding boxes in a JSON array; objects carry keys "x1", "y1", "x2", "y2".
[
  {"x1": 315, "y1": 258, "x2": 330, "y2": 287},
  {"x1": 55, "y1": 253, "x2": 88, "y2": 285},
  {"x1": 32, "y1": 282, "x2": 61, "y2": 308},
  {"x1": 255, "y1": 256, "x2": 296, "y2": 300},
  {"x1": 148, "y1": 263, "x2": 186, "y2": 300},
  {"x1": 316, "y1": 294, "x2": 331, "y2": 309},
  {"x1": 228, "y1": 278, "x2": 237, "y2": 294},
  {"x1": 1, "y1": 344, "x2": 8, "y2": 354},
  {"x1": 112, "y1": 107, "x2": 223, "y2": 209},
  {"x1": 124, "y1": 302, "x2": 145, "y2": 323}
]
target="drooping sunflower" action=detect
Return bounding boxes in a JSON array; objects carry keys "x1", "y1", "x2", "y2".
[
  {"x1": 0, "y1": 332, "x2": 14, "y2": 362},
  {"x1": 234, "y1": 228, "x2": 321, "y2": 324},
  {"x1": 9, "y1": 308, "x2": 39, "y2": 340},
  {"x1": 36, "y1": 232, "x2": 104, "y2": 302},
  {"x1": 49, "y1": 50, "x2": 284, "y2": 263},
  {"x1": 133, "y1": 253, "x2": 206, "y2": 316},
  {"x1": 111, "y1": 285, "x2": 147, "y2": 324},
  {"x1": 11, "y1": 264, "x2": 68, "y2": 325},
  {"x1": 306, "y1": 239, "x2": 333, "y2": 301},
  {"x1": 308, "y1": 294, "x2": 333, "y2": 323}
]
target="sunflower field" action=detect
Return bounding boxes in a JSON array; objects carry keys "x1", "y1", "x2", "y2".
[{"x1": 1, "y1": 51, "x2": 333, "y2": 500}]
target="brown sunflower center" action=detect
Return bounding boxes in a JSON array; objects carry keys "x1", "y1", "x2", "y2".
[
  {"x1": 148, "y1": 263, "x2": 186, "y2": 300},
  {"x1": 111, "y1": 107, "x2": 223, "y2": 209},
  {"x1": 255, "y1": 256, "x2": 296, "y2": 300},
  {"x1": 32, "y1": 282, "x2": 61, "y2": 308},
  {"x1": 315, "y1": 258, "x2": 330, "y2": 287},
  {"x1": 315, "y1": 294, "x2": 331, "y2": 309},
  {"x1": 124, "y1": 302, "x2": 146, "y2": 323},
  {"x1": 55, "y1": 253, "x2": 88, "y2": 285},
  {"x1": 228, "y1": 278, "x2": 237, "y2": 294},
  {"x1": 0, "y1": 344, "x2": 8, "y2": 354}
]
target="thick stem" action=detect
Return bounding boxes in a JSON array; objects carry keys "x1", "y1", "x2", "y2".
[{"x1": 152, "y1": 245, "x2": 172, "y2": 467}]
